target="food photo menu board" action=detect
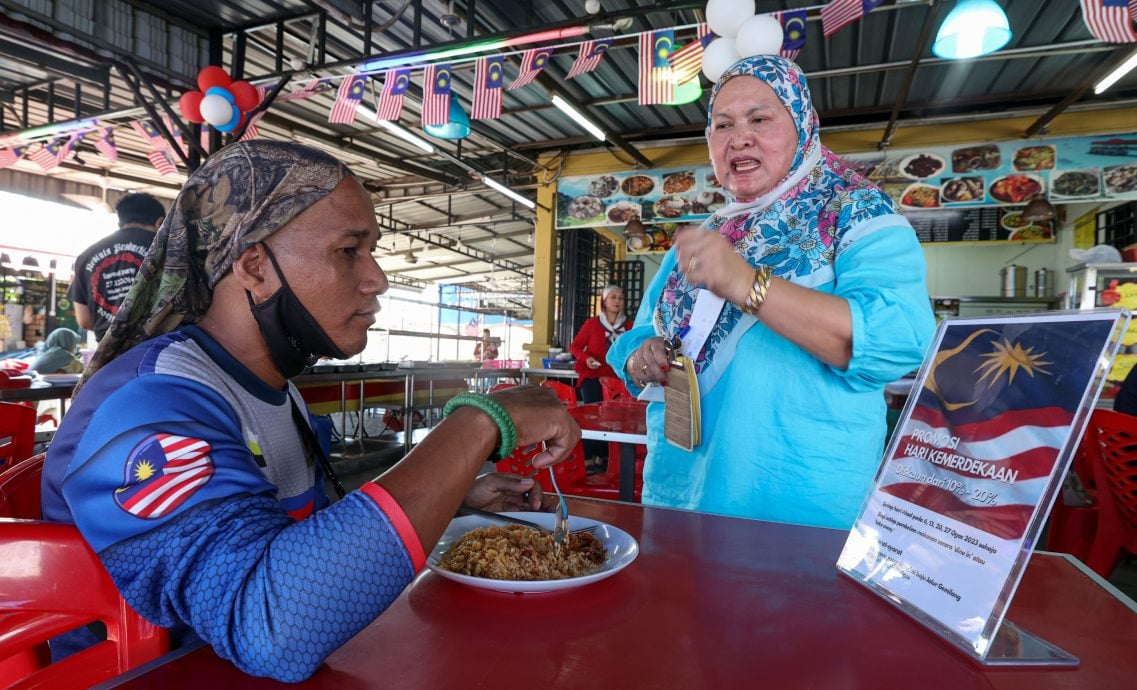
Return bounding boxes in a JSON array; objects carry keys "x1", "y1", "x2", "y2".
[{"x1": 905, "y1": 207, "x2": 1054, "y2": 244}]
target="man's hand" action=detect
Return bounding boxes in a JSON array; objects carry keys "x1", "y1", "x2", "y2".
[
  {"x1": 489, "y1": 385, "x2": 581, "y2": 469},
  {"x1": 464, "y1": 472, "x2": 554, "y2": 512}
]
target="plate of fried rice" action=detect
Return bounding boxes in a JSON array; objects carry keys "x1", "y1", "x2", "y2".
[{"x1": 427, "y1": 512, "x2": 639, "y2": 593}]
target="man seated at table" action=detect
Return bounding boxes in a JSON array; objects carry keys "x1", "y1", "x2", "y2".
[{"x1": 41, "y1": 141, "x2": 580, "y2": 682}]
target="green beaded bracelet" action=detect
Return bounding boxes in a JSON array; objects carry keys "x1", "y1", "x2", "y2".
[{"x1": 442, "y1": 392, "x2": 518, "y2": 460}]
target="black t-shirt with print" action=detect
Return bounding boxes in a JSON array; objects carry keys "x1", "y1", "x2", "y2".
[{"x1": 67, "y1": 225, "x2": 155, "y2": 339}]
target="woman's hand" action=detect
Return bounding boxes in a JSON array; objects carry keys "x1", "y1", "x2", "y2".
[
  {"x1": 626, "y1": 336, "x2": 670, "y2": 387},
  {"x1": 489, "y1": 385, "x2": 581, "y2": 469},
  {"x1": 464, "y1": 472, "x2": 552, "y2": 512},
  {"x1": 586, "y1": 356, "x2": 601, "y2": 369},
  {"x1": 675, "y1": 227, "x2": 754, "y2": 305}
]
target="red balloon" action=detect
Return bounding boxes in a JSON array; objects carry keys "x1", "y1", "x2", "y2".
[
  {"x1": 197, "y1": 65, "x2": 232, "y2": 93},
  {"x1": 178, "y1": 91, "x2": 205, "y2": 123},
  {"x1": 228, "y1": 80, "x2": 260, "y2": 112}
]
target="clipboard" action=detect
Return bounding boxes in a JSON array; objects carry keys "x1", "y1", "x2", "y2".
[{"x1": 663, "y1": 354, "x2": 701, "y2": 450}]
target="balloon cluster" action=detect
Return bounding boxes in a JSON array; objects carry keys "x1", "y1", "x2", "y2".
[
  {"x1": 702, "y1": 0, "x2": 785, "y2": 83},
  {"x1": 178, "y1": 66, "x2": 261, "y2": 133}
]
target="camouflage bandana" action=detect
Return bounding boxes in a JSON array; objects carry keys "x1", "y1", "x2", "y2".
[{"x1": 81, "y1": 140, "x2": 352, "y2": 387}]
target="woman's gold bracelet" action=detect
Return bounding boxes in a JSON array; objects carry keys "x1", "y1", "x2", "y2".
[{"x1": 741, "y1": 265, "x2": 772, "y2": 316}]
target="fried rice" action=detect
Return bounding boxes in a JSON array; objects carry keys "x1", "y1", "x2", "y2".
[{"x1": 438, "y1": 525, "x2": 606, "y2": 580}]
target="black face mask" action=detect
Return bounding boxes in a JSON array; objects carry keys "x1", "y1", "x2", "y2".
[{"x1": 246, "y1": 242, "x2": 349, "y2": 379}]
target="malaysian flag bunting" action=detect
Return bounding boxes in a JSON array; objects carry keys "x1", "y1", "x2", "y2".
[
  {"x1": 28, "y1": 133, "x2": 80, "y2": 171},
  {"x1": 130, "y1": 120, "x2": 170, "y2": 152},
  {"x1": 329, "y1": 74, "x2": 368, "y2": 124},
  {"x1": 472, "y1": 56, "x2": 504, "y2": 120},
  {"x1": 669, "y1": 24, "x2": 714, "y2": 86},
  {"x1": 376, "y1": 68, "x2": 411, "y2": 121},
  {"x1": 113, "y1": 434, "x2": 215, "y2": 519},
  {"x1": 821, "y1": 0, "x2": 884, "y2": 38},
  {"x1": 778, "y1": 10, "x2": 808, "y2": 60},
  {"x1": 147, "y1": 150, "x2": 178, "y2": 176},
  {"x1": 0, "y1": 144, "x2": 28, "y2": 169},
  {"x1": 566, "y1": 38, "x2": 613, "y2": 80},
  {"x1": 1079, "y1": 0, "x2": 1137, "y2": 43},
  {"x1": 639, "y1": 30, "x2": 675, "y2": 106},
  {"x1": 881, "y1": 319, "x2": 1116, "y2": 540},
  {"x1": 279, "y1": 77, "x2": 331, "y2": 101},
  {"x1": 507, "y1": 48, "x2": 552, "y2": 90},
  {"x1": 93, "y1": 126, "x2": 118, "y2": 162},
  {"x1": 422, "y1": 63, "x2": 452, "y2": 127},
  {"x1": 161, "y1": 114, "x2": 185, "y2": 154},
  {"x1": 240, "y1": 85, "x2": 270, "y2": 141}
]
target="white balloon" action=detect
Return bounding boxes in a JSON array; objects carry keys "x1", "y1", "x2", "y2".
[
  {"x1": 701, "y1": 37, "x2": 739, "y2": 83},
  {"x1": 199, "y1": 93, "x2": 234, "y2": 127},
  {"x1": 735, "y1": 14, "x2": 784, "y2": 58},
  {"x1": 705, "y1": 0, "x2": 755, "y2": 38}
]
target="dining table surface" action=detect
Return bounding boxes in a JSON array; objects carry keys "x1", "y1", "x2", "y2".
[
  {"x1": 99, "y1": 497, "x2": 1136, "y2": 689},
  {"x1": 568, "y1": 400, "x2": 647, "y2": 502}
]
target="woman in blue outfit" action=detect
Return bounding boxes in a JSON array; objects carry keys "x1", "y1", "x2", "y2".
[{"x1": 608, "y1": 55, "x2": 935, "y2": 530}]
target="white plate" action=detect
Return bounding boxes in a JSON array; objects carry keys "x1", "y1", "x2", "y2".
[{"x1": 426, "y1": 512, "x2": 639, "y2": 593}]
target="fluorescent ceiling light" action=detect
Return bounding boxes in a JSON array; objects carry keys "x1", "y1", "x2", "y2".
[
  {"x1": 1095, "y1": 49, "x2": 1137, "y2": 95},
  {"x1": 356, "y1": 105, "x2": 436, "y2": 153},
  {"x1": 551, "y1": 95, "x2": 606, "y2": 141},
  {"x1": 481, "y1": 176, "x2": 535, "y2": 209}
]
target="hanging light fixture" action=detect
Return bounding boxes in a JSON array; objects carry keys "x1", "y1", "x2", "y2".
[
  {"x1": 423, "y1": 95, "x2": 471, "y2": 140},
  {"x1": 932, "y1": 0, "x2": 1012, "y2": 60},
  {"x1": 1021, "y1": 194, "x2": 1056, "y2": 223}
]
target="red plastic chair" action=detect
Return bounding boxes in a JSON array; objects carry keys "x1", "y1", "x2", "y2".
[
  {"x1": 1081, "y1": 410, "x2": 1137, "y2": 579},
  {"x1": 0, "y1": 452, "x2": 45, "y2": 519},
  {"x1": 1045, "y1": 421, "x2": 1099, "y2": 561},
  {"x1": 0, "y1": 402, "x2": 35, "y2": 470},
  {"x1": 538, "y1": 380, "x2": 577, "y2": 407},
  {"x1": 0, "y1": 519, "x2": 169, "y2": 689},
  {"x1": 599, "y1": 376, "x2": 632, "y2": 402}
]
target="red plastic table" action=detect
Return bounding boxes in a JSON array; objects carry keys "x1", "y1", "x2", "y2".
[
  {"x1": 98, "y1": 498, "x2": 1137, "y2": 689},
  {"x1": 568, "y1": 401, "x2": 647, "y2": 501}
]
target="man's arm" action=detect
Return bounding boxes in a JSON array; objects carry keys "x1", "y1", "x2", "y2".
[{"x1": 73, "y1": 302, "x2": 94, "y2": 331}]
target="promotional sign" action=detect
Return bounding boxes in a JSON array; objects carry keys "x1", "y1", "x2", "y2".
[{"x1": 838, "y1": 311, "x2": 1127, "y2": 665}]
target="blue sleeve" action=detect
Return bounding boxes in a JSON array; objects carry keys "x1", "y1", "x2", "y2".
[
  {"x1": 607, "y1": 248, "x2": 678, "y2": 396},
  {"x1": 834, "y1": 220, "x2": 936, "y2": 391}
]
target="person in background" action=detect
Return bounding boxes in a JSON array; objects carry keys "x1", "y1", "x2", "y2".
[
  {"x1": 29, "y1": 327, "x2": 83, "y2": 374},
  {"x1": 42, "y1": 141, "x2": 579, "y2": 682},
  {"x1": 608, "y1": 55, "x2": 934, "y2": 530},
  {"x1": 67, "y1": 192, "x2": 165, "y2": 340},
  {"x1": 570, "y1": 284, "x2": 628, "y2": 473},
  {"x1": 473, "y1": 327, "x2": 499, "y2": 361}
]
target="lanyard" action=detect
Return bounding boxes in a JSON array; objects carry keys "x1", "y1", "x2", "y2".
[{"x1": 289, "y1": 394, "x2": 347, "y2": 499}]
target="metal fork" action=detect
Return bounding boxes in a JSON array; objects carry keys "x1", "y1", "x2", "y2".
[{"x1": 547, "y1": 467, "x2": 570, "y2": 555}]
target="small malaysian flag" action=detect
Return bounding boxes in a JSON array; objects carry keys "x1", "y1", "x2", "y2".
[
  {"x1": 28, "y1": 133, "x2": 80, "y2": 171},
  {"x1": 239, "y1": 85, "x2": 270, "y2": 141},
  {"x1": 1079, "y1": 0, "x2": 1137, "y2": 43},
  {"x1": 472, "y1": 56, "x2": 504, "y2": 120},
  {"x1": 113, "y1": 434, "x2": 215, "y2": 519},
  {"x1": 638, "y1": 30, "x2": 675, "y2": 106},
  {"x1": 778, "y1": 10, "x2": 808, "y2": 60},
  {"x1": 669, "y1": 24, "x2": 714, "y2": 86},
  {"x1": 376, "y1": 68, "x2": 411, "y2": 121},
  {"x1": 147, "y1": 150, "x2": 178, "y2": 176},
  {"x1": 161, "y1": 114, "x2": 185, "y2": 154},
  {"x1": 566, "y1": 39, "x2": 612, "y2": 80},
  {"x1": 328, "y1": 74, "x2": 368, "y2": 124},
  {"x1": 422, "y1": 64, "x2": 452, "y2": 127},
  {"x1": 821, "y1": 0, "x2": 884, "y2": 38},
  {"x1": 0, "y1": 144, "x2": 28, "y2": 169},
  {"x1": 507, "y1": 48, "x2": 552, "y2": 90},
  {"x1": 279, "y1": 77, "x2": 331, "y2": 101},
  {"x1": 93, "y1": 126, "x2": 118, "y2": 161},
  {"x1": 130, "y1": 120, "x2": 170, "y2": 152}
]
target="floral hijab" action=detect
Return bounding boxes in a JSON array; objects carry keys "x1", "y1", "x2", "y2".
[
  {"x1": 81, "y1": 140, "x2": 352, "y2": 386},
  {"x1": 653, "y1": 55, "x2": 897, "y2": 387}
]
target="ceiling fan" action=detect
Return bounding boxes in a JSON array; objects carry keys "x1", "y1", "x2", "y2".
[{"x1": 403, "y1": 240, "x2": 418, "y2": 264}]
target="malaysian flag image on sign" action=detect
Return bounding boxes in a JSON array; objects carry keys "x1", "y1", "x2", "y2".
[
  {"x1": 147, "y1": 150, "x2": 178, "y2": 176},
  {"x1": 881, "y1": 319, "x2": 1117, "y2": 540},
  {"x1": 1080, "y1": 0, "x2": 1137, "y2": 43},
  {"x1": 566, "y1": 38, "x2": 612, "y2": 80},
  {"x1": 821, "y1": 0, "x2": 884, "y2": 38},
  {"x1": 93, "y1": 126, "x2": 118, "y2": 161},
  {"x1": 28, "y1": 133, "x2": 79, "y2": 171},
  {"x1": 329, "y1": 74, "x2": 367, "y2": 124},
  {"x1": 130, "y1": 120, "x2": 170, "y2": 152},
  {"x1": 279, "y1": 77, "x2": 331, "y2": 101},
  {"x1": 376, "y1": 68, "x2": 411, "y2": 121},
  {"x1": 422, "y1": 63, "x2": 452, "y2": 126},
  {"x1": 114, "y1": 434, "x2": 215, "y2": 519},
  {"x1": 669, "y1": 24, "x2": 713, "y2": 86},
  {"x1": 472, "y1": 56, "x2": 504, "y2": 120},
  {"x1": 508, "y1": 48, "x2": 552, "y2": 90},
  {"x1": 639, "y1": 30, "x2": 675, "y2": 105},
  {"x1": 0, "y1": 144, "x2": 28, "y2": 168},
  {"x1": 778, "y1": 9, "x2": 808, "y2": 60}
]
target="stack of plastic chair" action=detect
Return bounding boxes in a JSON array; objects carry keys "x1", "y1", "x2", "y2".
[
  {"x1": 538, "y1": 379, "x2": 578, "y2": 407},
  {"x1": 0, "y1": 520, "x2": 169, "y2": 688},
  {"x1": 0, "y1": 402, "x2": 35, "y2": 471},
  {"x1": 1045, "y1": 419, "x2": 1101, "y2": 561},
  {"x1": 1081, "y1": 409, "x2": 1137, "y2": 579},
  {"x1": 0, "y1": 453, "x2": 45, "y2": 519}
]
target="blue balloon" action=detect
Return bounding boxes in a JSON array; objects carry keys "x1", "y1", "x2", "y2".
[
  {"x1": 204, "y1": 85, "x2": 236, "y2": 105},
  {"x1": 214, "y1": 103, "x2": 242, "y2": 133}
]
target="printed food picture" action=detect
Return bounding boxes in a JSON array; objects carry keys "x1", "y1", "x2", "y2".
[
  {"x1": 1050, "y1": 169, "x2": 1100, "y2": 199},
  {"x1": 566, "y1": 195, "x2": 604, "y2": 221},
  {"x1": 1000, "y1": 211, "x2": 1052, "y2": 241},
  {"x1": 900, "y1": 183, "x2": 940, "y2": 209},
  {"x1": 654, "y1": 195, "x2": 691, "y2": 219},
  {"x1": 1012, "y1": 145, "x2": 1056, "y2": 171},
  {"x1": 588, "y1": 175, "x2": 618, "y2": 198},
  {"x1": 988, "y1": 174, "x2": 1043, "y2": 204},
  {"x1": 1103, "y1": 163, "x2": 1137, "y2": 195},
  {"x1": 692, "y1": 191, "x2": 726, "y2": 213},
  {"x1": 662, "y1": 171, "x2": 695, "y2": 194},
  {"x1": 621, "y1": 174, "x2": 656, "y2": 197},
  {"x1": 606, "y1": 201, "x2": 640, "y2": 224},
  {"x1": 940, "y1": 176, "x2": 985, "y2": 203},
  {"x1": 900, "y1": 153, "x2": 945, "y2": 179},
  {"x1": 951, "y1": 144, "x2": 1001, "y2": 173}
]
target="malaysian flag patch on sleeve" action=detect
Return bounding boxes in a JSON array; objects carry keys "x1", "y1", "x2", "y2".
[{"x1": 114, "y1": 434, "x2": 215, "y2": 518}]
